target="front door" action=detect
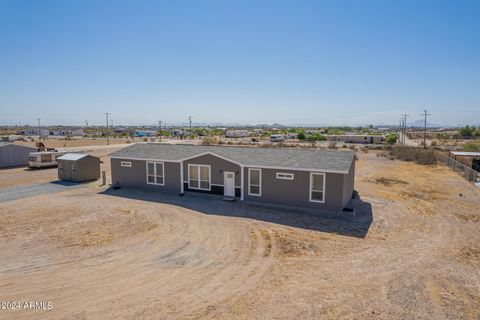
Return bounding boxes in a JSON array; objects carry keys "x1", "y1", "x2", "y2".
[{"x1": 224, "y1": 171, "x2": 235, "y2": 197}]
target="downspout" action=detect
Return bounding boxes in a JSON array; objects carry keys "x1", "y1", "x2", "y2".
[
  {"x1": 240, "y1": 165, "x2": 244, "y2": 200},
  {"x1": 180, "y1": 161, "x2": 184, "y2": 194}
]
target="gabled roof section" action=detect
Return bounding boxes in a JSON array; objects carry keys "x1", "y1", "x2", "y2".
[
  {"x1": 109, "y1": 143, "x2": 355, "y2": 174},
  {"x1": 57, "y1": 153, "x2": 90, "y2": 161}
]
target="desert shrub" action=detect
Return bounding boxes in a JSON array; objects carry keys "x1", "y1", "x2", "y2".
[
  {"x1": 430, "y1": 140, "x2": 438, "y2": 147},
  {"x1": 463, "y1": 141, "x2": 480, "y2": 152},
  {"x1": 327, "y1": 141, "x2": 337, "y2": 149},
  {"x1": 202, "y1": 137, "x2": 215, "y2": 145},
  {"x1": 217, "y1": 140, "x2": 225, "y2": 145},
  {"x1": 389, "y1": 146, "x2": 436, "y2": 165}
]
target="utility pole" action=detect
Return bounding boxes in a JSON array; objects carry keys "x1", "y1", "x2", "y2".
[
  {"x1": 85, "y1": 120, "x2": 88, "y2": 127},
  {"x1": 105, "y1": 113, "x2": 110, "y2": 145},
  {"x1": 37, "y1": 118, "x2": 41, "y2": 127},
  {"x1": 421, "y1": 109, "x2": 431, "y2": 148},
  {"x1": 399, "y1": 120, "x2": 403, "y2": 145},
  {"x1": 110, "y1": 119, "x2": 113, "y2": 128},
  {"x1": 158, "y1": 120, "x2": 162, "y2": 142},
  {"x1": 188, "y1": 116, "x2": 192, "y2": 139},
  {"x1": 401, "y1": 114, "x2": 409, "y2": 146}
]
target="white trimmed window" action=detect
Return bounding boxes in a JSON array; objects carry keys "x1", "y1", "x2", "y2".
[
  {"x1": 188, "y1": 164, "x2": 210, "y2": 190},
  {"x1": 121, "y1": 161, "x2": 132, "y2": 167},
  {"x1": 248, "y1": 168, "x2": 261, "y2": 196},
  {"x1": 146, "y1": 162, "x2": 164, "y2": 185},
  {"x1": 309, "y1": 173, "x2": 325, "y2": 203},
  {"x1": 276, "y1": 172, "x2": 294, "y2": 180}
]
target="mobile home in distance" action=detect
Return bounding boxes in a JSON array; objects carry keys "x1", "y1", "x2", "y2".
[
  {"x1": 110, "y1": 144, "x2": 356, "y2": 212},
  {"x1": 270, "y1": 134, "x2": 285, "y2": 142}
]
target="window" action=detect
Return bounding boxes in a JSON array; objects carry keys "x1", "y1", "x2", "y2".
[
  {"x1": 188, "y1": 164, "x2": 210, "y2": 190},
  {"x1": 121, "y1": 161, "x2": 132, "y2": 167},
  {"x1": 309, "y1": 173, "x2": 325, "y2": 203},
  {"x1": 146, "y1": 162, "x2": 164, "y2": 185},
  {"x1": 276, "y1": 172, "x2": 294, "y2": 180},
  {"x1": 248, "y1": 168, "x2": 261, "y2": 196},
  {"x1": 41, "y1": 154, "x2": 52, "y2": 163}
]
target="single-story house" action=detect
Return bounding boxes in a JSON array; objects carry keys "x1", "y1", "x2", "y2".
[
  {"x1": 57, "y1": 153, "x2": 100, "y2": 182},
  {"x1": 109, "y1": 144, "x2": 356, "y2": 211},
  {"x1": 0, "y1": 143, "x2": 37, "y2": 168}
]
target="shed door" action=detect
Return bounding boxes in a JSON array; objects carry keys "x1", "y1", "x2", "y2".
[
  {"x1": 224, "y1": 171, "x2": 235, "y2": 197},
  {"x1": 62, "y1": 161, "x2": 72, "y2": 180}
]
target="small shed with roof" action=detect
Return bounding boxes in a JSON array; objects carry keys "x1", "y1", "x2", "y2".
[{"x1": 57, "y1": 153, "x2": 100, "y2": 182}]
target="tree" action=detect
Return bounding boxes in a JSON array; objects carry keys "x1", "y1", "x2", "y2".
[
  {"x1": 385, "y1": 133, "x2": 398, "y2": 145},
  {"x1": 459, "y1": 125, "x2": 474, "y2": 138},
  {"x1": 297, "y1": 132, "x2": 306, "y2": 140}
]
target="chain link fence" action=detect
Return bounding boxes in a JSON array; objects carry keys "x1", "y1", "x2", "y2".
[{"x1": 435, "y1": 151, "x2": 479, "y2": 183}]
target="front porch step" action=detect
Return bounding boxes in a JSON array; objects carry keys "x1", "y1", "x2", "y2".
[{"x1": 222, "y1": 196, "x2": 235, "y2": 202}]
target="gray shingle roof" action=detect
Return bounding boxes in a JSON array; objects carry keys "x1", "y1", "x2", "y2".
[
  {"x1": 109, "y1": 143, "x2": 355, "y2": 174},
  {"x1": 0, "y1": 142, "x2": 37, "y2": 150},
  {"x1": 110, "y1": 143, "x2": 355, "y2": 174}
]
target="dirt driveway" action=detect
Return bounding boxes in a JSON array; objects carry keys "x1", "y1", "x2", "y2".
[{"x1": 0, "y1": 152, "x2": 479, "y2": 319}]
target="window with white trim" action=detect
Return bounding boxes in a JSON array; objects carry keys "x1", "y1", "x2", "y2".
[
  {"x1": 188, "y1": 164, "x2": 210, "y2": 190},
  {"x1": 146, "y1": 162, "x2": 164, "y2": 185},
  {"x1": 121, "y1": 161, "x2": 132, "y2": 167},
  {"x1": 276, "y1": 172, "x2": 294, "y2": 180},
  {"x1": 310, "y1": 173, "x2": 325, "y2": 203},
  {"x1": 248, "y1": 168, "x2": 261, "y2": 196}
]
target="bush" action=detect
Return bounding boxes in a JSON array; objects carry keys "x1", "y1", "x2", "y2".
[
  {"x1": 327, "y1": 141, "x2": 337, "y2": 149},
  {"x1": 463, "y1": 141, "x2": 480, "y2": 152},
  {"x1": 389, "y1": 146, "x2": 436, "y2": 165},
  {"x1": 385, "y1": 133, "x2": 397, "y2": 145},
  {"x1": 297, "y1": 132, "x2": 306, "y2": 140},
  {"x1": 202, "y1": 137, "x2": 215, "y2": 145}
]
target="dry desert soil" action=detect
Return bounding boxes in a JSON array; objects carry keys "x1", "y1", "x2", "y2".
[{"x1": 0, "y1": 151, "x2": 479, "y2": 319}]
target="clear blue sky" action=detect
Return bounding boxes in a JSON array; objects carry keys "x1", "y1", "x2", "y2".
[{"x1": 0, "y1": 0, "x2": 479, "y2": 126}]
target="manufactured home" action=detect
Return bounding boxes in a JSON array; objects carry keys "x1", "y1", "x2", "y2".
[
  {"x1": 0, "y1": 143, "x2": 37, "y2": 168},
  {"x1": 110, "y1": 144, "x2": 356, "y2": 211}
]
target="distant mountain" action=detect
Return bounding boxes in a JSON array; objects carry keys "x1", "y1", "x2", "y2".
[{"x1": 407, "y1": 119, "x2": 454, "y2": 128}]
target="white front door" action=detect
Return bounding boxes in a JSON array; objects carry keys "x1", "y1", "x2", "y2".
[{"x1": 224, "y1": 171, "x2": 235, "y2": 197}]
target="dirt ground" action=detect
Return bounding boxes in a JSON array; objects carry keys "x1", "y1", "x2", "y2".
[{"x1": 0, "y1": 152, "x2": 479, "y2": 319}]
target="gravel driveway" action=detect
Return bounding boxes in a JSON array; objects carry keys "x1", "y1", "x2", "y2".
[{"x1": 0, "y1": 181, "x2": 88, "y2": 203}]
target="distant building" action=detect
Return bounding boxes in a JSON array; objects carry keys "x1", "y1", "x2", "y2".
[
  {"x1": 134, "y1": 130, "x2": 157, "y2": 137},
  {"x1": 226, "y1": 130, "x2": 249, "y2": 138},
  {"x1": 326, "y1": 135, "x2": 385, "y2": 144},
  {"x1": 287, "y1": 133, "x2": 298, "y2": 139},
  {"x1": 169, "y1": 129, "x2": 186, "y2": 137}
]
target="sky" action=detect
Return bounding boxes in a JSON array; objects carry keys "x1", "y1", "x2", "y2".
[{"x1": 0, "y1": 0, "x2": 479, "y2": 127}]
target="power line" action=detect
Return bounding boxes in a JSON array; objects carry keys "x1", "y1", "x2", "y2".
[
  {"x1": 188, "y1": 116, "x2": 192, "y2": 139},
  {"x1": 105, "y1": 113, "x2": 110, "y2": 145},
  {"x1": 421, "y1": 109, "x2": 431, "y2": 148},
  {"x1": 401, "y1": 114, "x2": 409, "y2": 145}
]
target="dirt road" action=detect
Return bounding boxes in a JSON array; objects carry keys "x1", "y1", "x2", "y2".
[{"x1": 0, "y1": 152, "x2": 479, "y2": 319}]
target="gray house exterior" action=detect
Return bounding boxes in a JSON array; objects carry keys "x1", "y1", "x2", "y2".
[
  {"x1": 109, "y1": 144, "x2": 356, "y2": 211},
  {"x1": 0, "y1": 143, "x2": 37, "y2": 168},
  {"x1": 57, "y1": 153, "x2": 100, "y2": 182}
]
